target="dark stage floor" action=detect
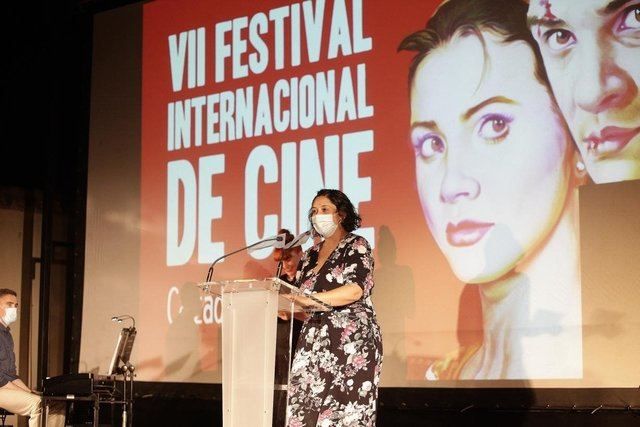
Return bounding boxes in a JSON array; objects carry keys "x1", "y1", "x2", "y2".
[{"x1": 123, "y1": 397, "x2": 640, "y2": 427}]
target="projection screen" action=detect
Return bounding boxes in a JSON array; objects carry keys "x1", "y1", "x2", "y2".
[{"x1": 81, "y1": 0, "x2": 640, "y2": 389}]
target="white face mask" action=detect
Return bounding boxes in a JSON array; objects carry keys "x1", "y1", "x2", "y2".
[
  {"x1": 312, "y1": 214, "x2": 339, "y2": 238},
  {"x1": 2, "y1": 307, "x2": 17, "y2": 326}
]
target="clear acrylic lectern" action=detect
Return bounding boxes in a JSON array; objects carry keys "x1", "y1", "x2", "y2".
[{"x1": 199, "y1": 277, "x2": 331, "y2": 427}]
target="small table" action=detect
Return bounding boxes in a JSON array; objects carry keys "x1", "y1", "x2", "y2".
[{"x1": 42, "y1": 394, "x2": 127, "y2": 427}]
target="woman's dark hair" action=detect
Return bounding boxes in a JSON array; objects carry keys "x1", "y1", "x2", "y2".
[
  {"x1": 311, "y1": 189, "x2": 362, "y2": 232},
  {"x1": 398, "y1": 0, "x2": 549, "y2": 89}
]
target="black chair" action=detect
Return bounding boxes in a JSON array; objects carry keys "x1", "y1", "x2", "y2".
[{"x1": 0, "y1": 408, "x2": 12, "y2": 427}]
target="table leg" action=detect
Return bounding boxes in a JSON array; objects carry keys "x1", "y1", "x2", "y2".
[
  {"x1": 93, "y1": 398, "x2": 99, "y2": 427},
  {"x1": 42, "y1": 399, "x2": 47, "y2": 427}
]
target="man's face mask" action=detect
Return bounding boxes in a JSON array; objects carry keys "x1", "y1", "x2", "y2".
[{"x1": 2, "y1": 307, "x2": 17, "y2": 326}]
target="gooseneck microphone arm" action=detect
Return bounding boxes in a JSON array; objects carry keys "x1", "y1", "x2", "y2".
[
  {"x1": 111, "y1": 314, "x2": 136, "y2": 329},
  {"x1": 205, "y1": 235, "x2": 284, "y2": 283},
  {"x1": 284, "y1": 229, "x2": 312, "y2": 249}
]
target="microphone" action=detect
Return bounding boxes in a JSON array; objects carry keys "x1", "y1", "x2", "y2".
[
  {"x1": 284, "y1": 229, "x2": 312, "y2": 249},
  {"x1": 204, "y1": 233, "x2": 287, "y2": 283},
  {"x1": 111, "y1": 314, "x2": 136, "y2": 328}
]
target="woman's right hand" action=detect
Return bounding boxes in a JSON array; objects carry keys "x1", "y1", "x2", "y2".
[
  {"x1": 278, "y1": 310, "x2": 309, "y2": 321},
  {"x1": 278, "y1": 311, "x2": 291, "y2": 321}
]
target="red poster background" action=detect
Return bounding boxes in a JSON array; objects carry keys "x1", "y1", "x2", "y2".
[{"x1": 140, "y1": 0, "x2": 469, "y2": 383}]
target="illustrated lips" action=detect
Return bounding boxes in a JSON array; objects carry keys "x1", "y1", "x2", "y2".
[
  {"x1": 446, "y1": 220, "x2": 495, "y2": 247},
  {"x1": 583, "y1": 126, "x2": 640, "y2": 158}
]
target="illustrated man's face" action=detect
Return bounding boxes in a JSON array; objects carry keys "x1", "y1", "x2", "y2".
[{"x1": 528, "y1": 0, "x2": 640, "y2": 183}]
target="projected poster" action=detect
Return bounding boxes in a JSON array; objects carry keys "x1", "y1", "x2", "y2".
[{"x1": 118, "y1": 0, "x2": 640, "y2": 385}]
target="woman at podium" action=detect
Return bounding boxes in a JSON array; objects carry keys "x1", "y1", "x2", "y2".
[{"x1": 286, "y1": 189, "x2": 383, "y2": 426}]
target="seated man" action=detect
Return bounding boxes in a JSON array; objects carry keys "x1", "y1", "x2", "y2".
[{"x1": 0, "y1": 288, "x2": 65, "y2": 427}]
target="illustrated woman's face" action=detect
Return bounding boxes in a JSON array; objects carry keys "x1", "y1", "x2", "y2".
[
  {"x1": 528, "y1": 0, "x2": 640, "y2": 183},
  {"x1": 410, "y1": 32, "x2": 574, "y2": 283}
]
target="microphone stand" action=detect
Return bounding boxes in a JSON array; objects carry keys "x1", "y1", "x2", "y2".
[
  {"x1": 121, "y1": 363, "x2": 135, "y2": 427},
  {"x1": 204, "y1": 235, "x2": 285, "y2": 283},
  {"x1": 275, "y1": 229, "x2": 312, "y2": 281},
  {"x1": 110, "y1": 315, "x2": 136, "y2": 427},
  {"x1": 274, "y1": 229, "x2": 311, "y2": 283}
]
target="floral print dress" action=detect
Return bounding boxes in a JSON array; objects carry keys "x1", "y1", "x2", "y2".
[{"x1": 286, "y1": 233, "x2": 383, "y2": 427}]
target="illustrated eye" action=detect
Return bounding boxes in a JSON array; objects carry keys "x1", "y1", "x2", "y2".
[
  {"x1": 543, "y1": 29, "x2": 576, "y2": 52},
  {"x1": 412, "y1": 132, "x2": 446, "y2": 160},
  {"x1": 477, "y1": 114, "x2": 512, "y2": 142},
  {"x1": 618, "y1": 6, "x2": 640, "y2": 31}
]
